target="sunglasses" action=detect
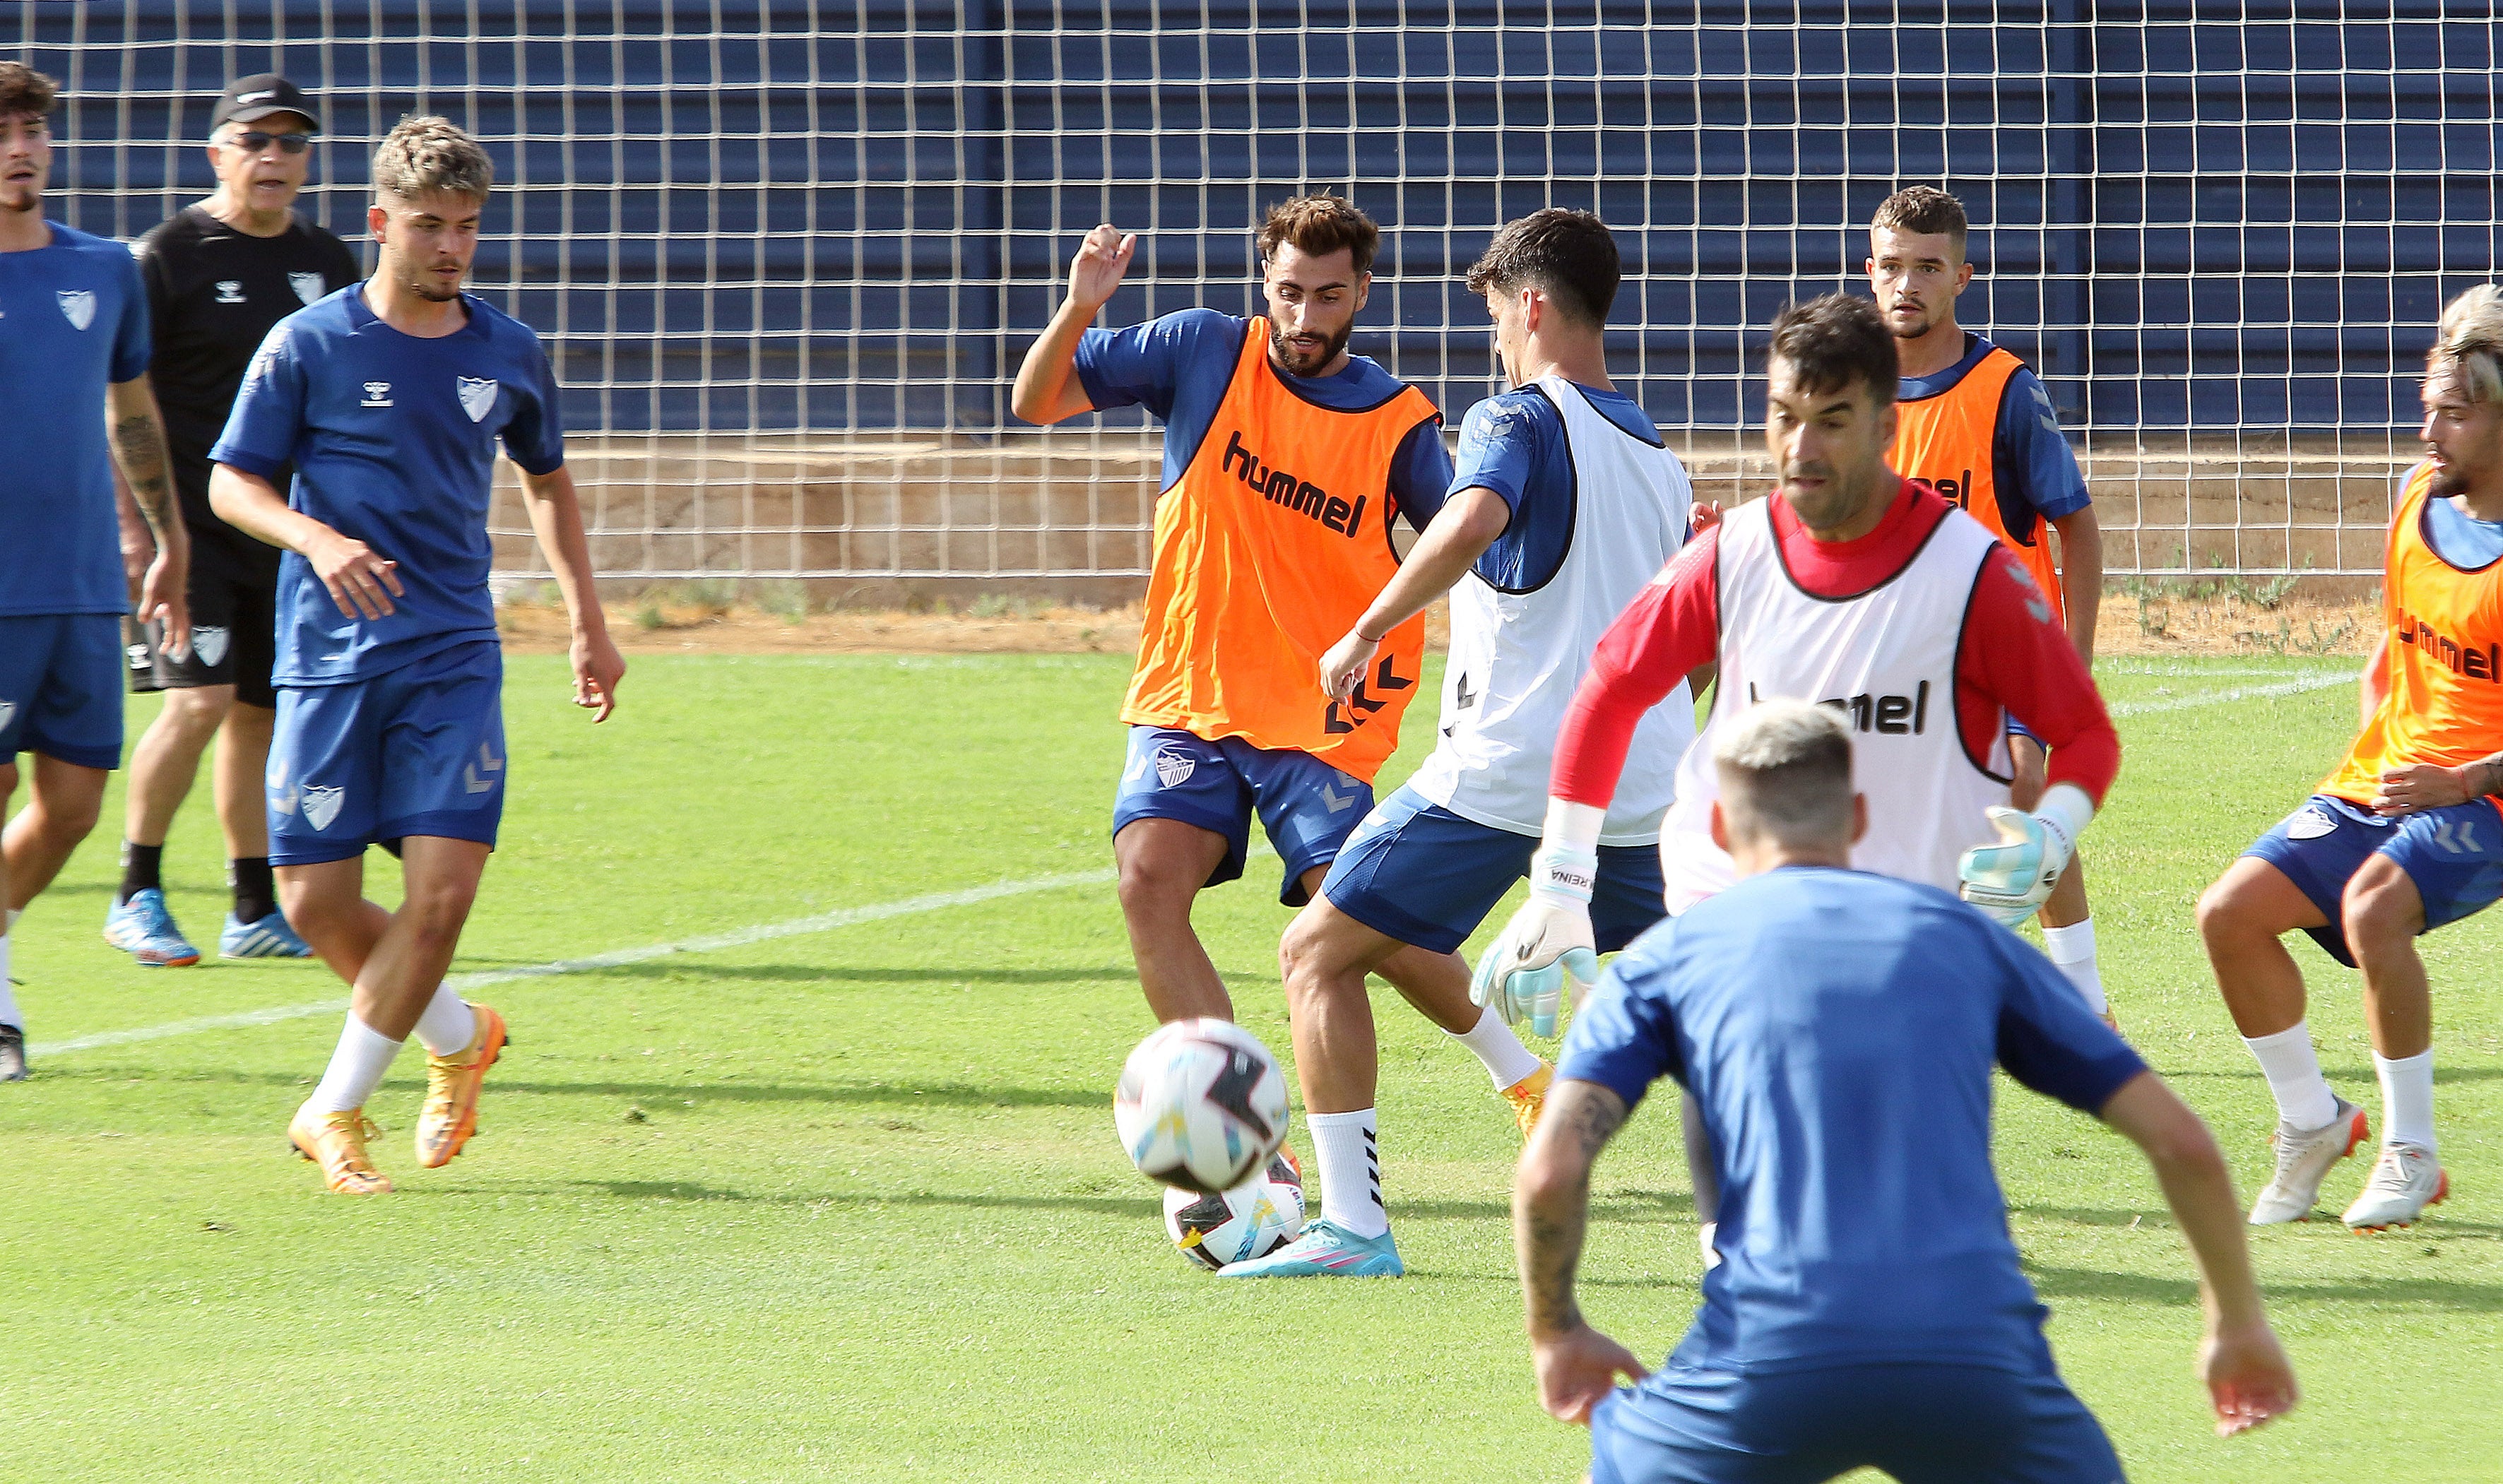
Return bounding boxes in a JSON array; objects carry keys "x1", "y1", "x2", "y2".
[{"x1": 227, "y1": 130, "x2": 312, "y2": 155}]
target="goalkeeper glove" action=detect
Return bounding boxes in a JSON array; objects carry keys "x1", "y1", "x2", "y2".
[
  {"x1": 1472, "y1": 845, "x2": 1600, "y2": 1038},
  {"x1": 1958, "y1": 783, "x2": 2093, "y2": 927}
]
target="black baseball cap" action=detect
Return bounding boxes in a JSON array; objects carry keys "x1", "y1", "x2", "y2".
[{"x1": 211, "y1": 74, "x2": 320, "y2": 133}]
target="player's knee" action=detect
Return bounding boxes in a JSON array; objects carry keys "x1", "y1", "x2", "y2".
[
  {"x1": 401, "y1": 877, "x2": 480, "y2": 939},
  {"x1": 1276, "y1": 913, "x2": 1336, "y2": 997},
  {"x1": 160, "y1": 687, "x2": 234, "y2": 737},
  {"x1": 30, "y1": 785, "x2": 102, "y2": 842},
  {"x1": 2194, "y1": 875, "x2": 2263, "y2": 949},
  {"x1": 1115, "y1": 853, "x2": 1192, "y2": 922},
  {"x1": 2341, "y1": 866, "x2": 2422, "y2": 951}
]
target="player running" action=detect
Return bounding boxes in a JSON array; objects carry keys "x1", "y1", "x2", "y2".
[
  {"x1": 1869, "y1": 185, "x2": 2112, "y2": 1021},
  {"x1": 0, "y1": 63, "x2": 191, "y2": 1082},
  {"x1": 107, "y1": 74, "x2": 361, "y2": 968},
  {"x1": 1224, "y1": 210, "x2": 1696, "y2": 1278},
  {"x1": 1515, "y1": 700, "x2": 2297, "y2": 1480},
  {"x1": 208, "y1": 117, "x2": 623, "y2": 1192},
  {"x1": 2197, "y1": 283, "x2": 2503, "y2": 1231},
  {"x1": 1010, "y1": 198, "x2": 1529, "y2": 1104}
]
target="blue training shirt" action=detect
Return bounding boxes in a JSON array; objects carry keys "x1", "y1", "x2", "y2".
[
  {"x1": 1450, "y1": 380, "x2": 1662, "y2": 592},
  {"x1": 212, "y1": 285, "x2": 564, "y2": 687},
  {"x1": 0, "y1": 223, "x2": 153, "y2": 617},
  {"x1": 1070, "y1": 307, "x2": 1452, "y2": 525},
  {"x1": 1899, "y1": 334, "x2": 2090, "y2": 524},
  {"x1": 2424, "y1": 489, "x2": 2503, "y2": 570},
  {"x1": 1558, "y1": 866, "x2": 2146, "y2": 1379}
]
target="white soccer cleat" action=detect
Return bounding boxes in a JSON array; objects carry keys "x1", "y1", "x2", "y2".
[
  {"x1": 2341, "y1": 1142, "x2": 2449, "y2": 1231},
  {"x1": 2248, "y1": 1096, "x2": 2368, "y2": 1225}
]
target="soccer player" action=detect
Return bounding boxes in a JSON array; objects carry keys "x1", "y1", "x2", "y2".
[
  {"x1": 1515, "y1": 700, "x2": 2297, "y2": 1479},
  {"x1": 2196, "y1": 283, "x2": 2503, "y2": 1231},
  {"x1": 0, "y1": 63, "x2": 191, "y2": 1083},
  {"x1": 1010, "y1": 199, "x2": 1530, "y2": 1103},
  {"x1": 107, "y1": 74, "x2": 361, "y2": 967},
  {"x1": 1475, "y1": 295, "x2": 2120, "y2": 1252},
  {"x1": 207, "y1": 117, "x2": 624, "y2": 1192},
  {"x1": 1223, "y1": 210, "x2": 1696, "y2": 1278},
  {"x1": 1869, "y1": 185, "x2": 2112, "y2": 1020}
]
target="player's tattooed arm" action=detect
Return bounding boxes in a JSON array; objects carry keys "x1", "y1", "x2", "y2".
[
  {"x1": 106, "y1": 376, "x2": 191, "y2": 655},
  {"x1": 1515, "y1": 1079, "x2": 1628, "y2": 1336}
]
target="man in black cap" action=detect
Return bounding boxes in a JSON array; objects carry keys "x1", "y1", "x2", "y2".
[{"x1": 107, "y1": 74, "x2": 361, "y2": 966}]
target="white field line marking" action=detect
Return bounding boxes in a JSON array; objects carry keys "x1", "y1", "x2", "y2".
[
  {"x1": 30, "y1": 868, "x2": 1116, "y2": 1058},
  {"x1": 30, "y1": 675, "x2": 2337, "y2": 1062},
  {"x1": 2107, "y1": 672, "x2": 2351, "y2": 718}
]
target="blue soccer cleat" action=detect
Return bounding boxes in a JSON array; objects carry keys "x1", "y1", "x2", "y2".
[
  {"x1": 220, "y1": 909, "x2": 315, "y2": 960},
  {"x1": 102, "y1": 889, "x2": 201, "y2": 967},
  {"x1": 1214, "y1": 1218, "x2": 1404, "y2": 1278}
]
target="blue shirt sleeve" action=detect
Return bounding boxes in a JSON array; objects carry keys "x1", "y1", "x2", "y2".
[
  {"x1": 1990, "y1": 923, "x2": 2146, "y2": 1113},
  {"x1": 1070, "y1": 307, "x2": 1241, "y2": 422},
  {"x1": 1996, "y1": 369, "x2": 2090, "y2": 520},
  {"x1": 501, "y1": 340, "x2": 567, "y2": 476},
  {"x1": 1390, "y1": 415, "x2": 1452, "y2": 528},
  {"x1": 1448, "y1": 393, "x2": 1542, "y2": 514},
  {"x1": 110, "y1": 249, "x2": 151, "y2": 383},
  {"x1": 210, "y1": 325, "x2": 307, "y2": 480},
  {"x1": 1555, "y1": 950, "x2": 1685, "y2": 1110}
]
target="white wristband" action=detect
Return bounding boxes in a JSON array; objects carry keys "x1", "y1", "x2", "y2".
[
  {"x1": 2035, "y1": 782, "x2": 2094, "y2": 857},
  {"x1": 1529, "y1": 847, "x2": 1598, "y2": 906}
]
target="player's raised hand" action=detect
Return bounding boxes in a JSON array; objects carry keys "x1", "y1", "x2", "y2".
[
  {"x1": 1688, "y1": 498, "x2": 1723, "y2": 535},
  {"x1": 2369, "y1": 761, "x2": 2473, "y2": 816},
  {"x1": 1318, "y1": 626, "x2": 1378, "y2": 702},
  {"x1": 572, "y1": 628, "x2": 626, "y2": 722},
  {"x1": 304, "y1": 528, "x2": 402, "y2": 619},
  {"x1": 1065, "y1": 225, "x2": 1138, "y2": 314},
  {"x1": 1530, "y1": 1322, "x2": 1650, "y2": 1425},
  {"x1": 1474, "y1": 845, "x2": 1601, "y2": 1036},
  {"x1": 2199, "y1": 1317, "x2": 2297, "y2": 1437}
]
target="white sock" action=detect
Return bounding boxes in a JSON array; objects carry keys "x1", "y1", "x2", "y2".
[
  {"x1": 2242, "y1": 1023, "x2": 2338, "y2": 1130},
  {"x1": 1308, "y1": 1108, "x2": 1387, "y2": 1240},
  {"x1": 2374, "y1": 1049, "x2": 2436, "y2": 1152},
  {"x1": 412, "y1": 986, "x2": 478, "y2": 1057},
  {"x1": 2041, "y1": 919, "x2": 2107, "y2": 1016},
  {"x1": 307, "y1": 1015, "x2": 404, "y2": 1114},
  {"x1": 0, "y1": 932, "x2": 18, "y2": 1028},
  {"x1": 1450, "y1": 1005, "x2": 1544, "y2": 1091}
]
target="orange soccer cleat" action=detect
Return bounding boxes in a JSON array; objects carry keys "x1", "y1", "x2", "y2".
[
  {"x1": 1503, "y1": 1062, "x2": 1555, "y2": 1138},
  {"x1": 289, "y1": 1103, "x2": 393, "y2": 1194},
  {"x1": 415, "y1": 1003, "x2": 508, "y2": 1169}
]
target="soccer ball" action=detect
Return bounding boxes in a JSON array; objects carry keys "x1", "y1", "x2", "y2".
[
  {"x1": 1113, "y1": 1017, "x2": 1290, "y2": 1194},
  {"x1": 1162, "y1": 1148, "x2": 1304, "y2": 1271}
]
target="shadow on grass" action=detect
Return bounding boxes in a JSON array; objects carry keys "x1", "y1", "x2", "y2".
[
  {"x1": 59, "y1": 1064, "x2": 1108, "y2": 1110},
  {"x1": 2157, "y1": 1063, "x2": 2503, "y2": 1086},
  {"x1": 2028, "y1": 1261, "x2": 2503, "y2": 1312},
  {"x1": 431, "y1": 959, "x2": 1137, "y2": 986}
]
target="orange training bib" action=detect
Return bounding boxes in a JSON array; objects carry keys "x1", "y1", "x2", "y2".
[
  {"x1": 1120, "y1": 317, "x2": 1439, "y2": 784},
  {"x1": 2321, "y1": 461, "x2": 2503, "y2": 804},
  {"x1": 1890, "y1": 343, "x2": 2065, "y2": 622}
]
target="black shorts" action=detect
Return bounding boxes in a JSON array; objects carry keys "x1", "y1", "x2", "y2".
[{"x1": 124, "y1": 539, "x2": 280, "y2": 709}]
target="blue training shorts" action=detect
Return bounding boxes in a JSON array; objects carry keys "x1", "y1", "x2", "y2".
[
  {"x1": 2243, "y1": 793, "x2": 2503, "y2": 967},
  {"x1": 267, "y1": 639, "x2": 507, "y2": 867},
  {"x1": 0, "y1": 613, "x2": 126, "y2": 770},
  {"x1": 1322, "y1": 784, "x2": 1668, "y2": 954},
  {"x1": 1111, "y1": 726, "x2": 1369, "y2": 906},
  {"x1": 1590, "y1": 1362, "x2": 2121, "y2": 1484}
]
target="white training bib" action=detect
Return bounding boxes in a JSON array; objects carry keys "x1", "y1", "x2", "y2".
[
  {"x1": 1659, "y1": 494, "x2": 2011, "y2": 910},
  {"x1": 1407, "y1": 376, "x2": 1696, "y2": 844}
]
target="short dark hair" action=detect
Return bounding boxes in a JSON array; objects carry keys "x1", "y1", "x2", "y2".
[
  {"x1": 1258, "y1": 194, "x2": 1379, "y2": 278},
  {"x1": 1871, "y1": 185, "x2": 1968, "y2": 261},
  {"x1": 0, "y1": 63, "x2": 59, "y2": 123},
  {"x1": 1464, "y1": 208, "x2": 1621, "y2": 327},
  {"x1": 1767, "y1": 293, "x2": 1899, "y2": 409}
]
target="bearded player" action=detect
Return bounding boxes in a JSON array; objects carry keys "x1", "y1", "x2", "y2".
[
  {"x1": 1223, "y1": 210, "x2": 1696, "y2": 1278},
  {"x1": 1476, "y1": 295, "x2": 2121, "y2": 1257},
  {"x1": 2196, "y1": 284, "x2": 2503, "y2": 1232},
  {"x1": 208, "y1": 117, "x2": 623, "y2": 1192},
  {"x1": 1870, "y1": 185, "x2": 2112, "y2": 1020},
  {"x1": 1012, "y1": 198, "x2": 1546, "y2": 1230}
]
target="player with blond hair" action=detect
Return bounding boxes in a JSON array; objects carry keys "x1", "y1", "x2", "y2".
[
  {"x1": 209, "y1": 116, "x2": 624, "y2": 1192},
  {"x1": 2198, "y1": 282, "x2": 2503, "y2": 1231},
  {"x1": 1012, "y1": 196, "x2": 1546, "y2": 1261}
]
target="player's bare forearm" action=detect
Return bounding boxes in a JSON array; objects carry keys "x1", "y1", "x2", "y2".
[
  {"x1": 105, "y1": 378, "x2": 185, "y2": 554},
  {"x1": 520, "y1": 464, "x2": 626, "y2": 720},
  {"x1": 1515, "y1": 1079, "x2": 1627, "y2": 1338},
  {"x1": 114, "y1": 466, "x2": 154, "y2": 603},
  {"x1": 1323, "y1": 487, "x2": 1508, "y2": 699},
  {"x1": 2052, "y1": 505, "x2": 2101, "y2": 666},
  {"x1": 2098, "y1": 1073, "x2": 2267, "y2": 1329},
  {"x1": 1010, "y1": 226, "x2": 1135, "y2": 425},
  {"x1": 210, "y1": 463, "x2": 324, "y2": 552}
]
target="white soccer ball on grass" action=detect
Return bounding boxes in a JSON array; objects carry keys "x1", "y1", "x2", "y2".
[
  {"x1": 1162, "y1": 1148, "x2": 1305, "y2": 1270},
  {"x1": 1113, "y1": 1017, "x2": 1289, "y2": 1194}
]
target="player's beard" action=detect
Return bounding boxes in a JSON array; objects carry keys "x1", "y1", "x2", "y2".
[
  {"x1": 2431, "y1": 461, "x2": 2468, "y2": 499},
  {"x1": 1270, "y1": 320, "x2": 1351, "y2": 377},
  {"x1": 408, "y1": 268, "x2": 465, "y2": 303},
  {"x1": 1888, "y1": 302, "x2": 1937, "y2": 340}
]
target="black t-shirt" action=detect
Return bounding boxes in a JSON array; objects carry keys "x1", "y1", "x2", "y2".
[{"x1": 135, "y1": 205, "x2": 361, "y2": 564}]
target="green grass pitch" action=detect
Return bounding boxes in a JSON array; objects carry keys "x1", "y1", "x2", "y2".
[{"x1": 2, "y1": 651, "x2": 2496, "y2": 1481}]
